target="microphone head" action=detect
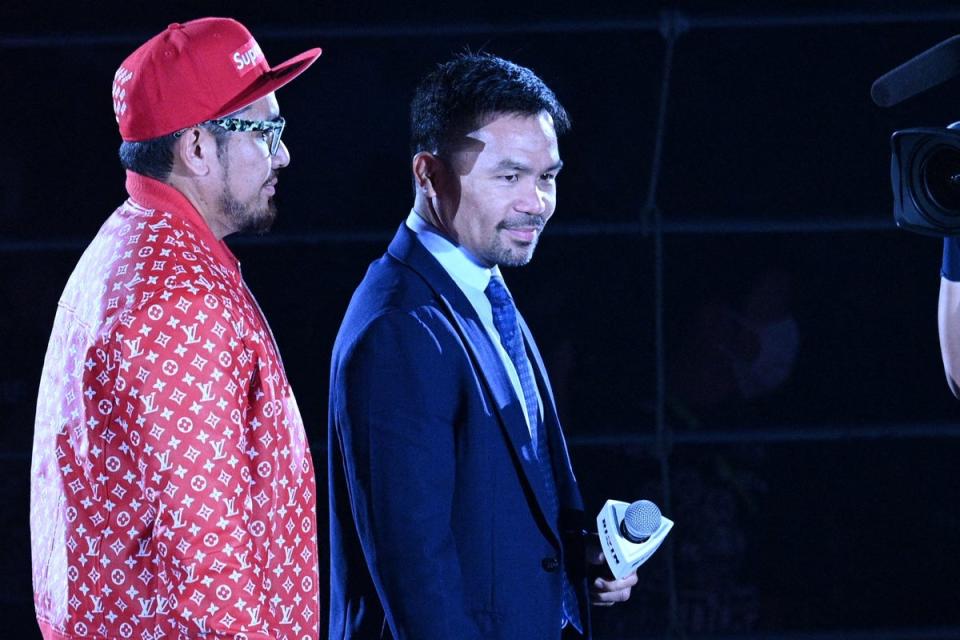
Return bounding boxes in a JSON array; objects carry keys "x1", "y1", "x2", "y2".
[
  {"x1": 621, "y1": 500, "x2": 662, "y2": 543},
  {"x1": 872, "y1": 35, "x2": 960, "y2": 107}
]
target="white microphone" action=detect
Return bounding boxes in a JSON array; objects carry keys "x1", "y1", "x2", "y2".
[{"x1": 596, "y1": 499, "x2": 674, "y2": 580}]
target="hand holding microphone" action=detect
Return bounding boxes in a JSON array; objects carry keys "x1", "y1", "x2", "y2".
[
  {"x1": 588, "y1": 546, "x2": 639, "y2": 606},
  {"x1": 596, "y1": 499, "x2": 673, "y2": 580}
]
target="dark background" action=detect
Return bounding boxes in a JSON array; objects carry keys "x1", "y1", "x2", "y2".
[{"x1": 6, "y1": 1, "x2": 960, "y2": 638}]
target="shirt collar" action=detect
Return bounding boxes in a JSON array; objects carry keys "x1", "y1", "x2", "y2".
[
  {"x1": 405, "y1": 210, "x2": 502, "y2": 293},
  {"x1": 125, "y1": 170, "x2": 239, "y2": 271}
]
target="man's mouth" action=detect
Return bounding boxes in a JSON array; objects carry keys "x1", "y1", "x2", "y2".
[{"x1": 503, "y1": 227, "x2": 540, "y2": 243}]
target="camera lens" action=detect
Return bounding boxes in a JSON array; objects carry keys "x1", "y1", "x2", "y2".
[{"x1": 922, "y1": 146, "x2": 960, "y2": 214}]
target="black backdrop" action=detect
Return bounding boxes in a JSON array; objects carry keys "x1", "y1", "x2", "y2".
[{"x1": 5, "y1": 1, "x2": 960, "y2": 638}]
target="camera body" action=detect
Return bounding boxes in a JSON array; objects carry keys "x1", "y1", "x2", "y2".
[{"x1": 891, "y1": 123, "x2": 960, "y2": 236}]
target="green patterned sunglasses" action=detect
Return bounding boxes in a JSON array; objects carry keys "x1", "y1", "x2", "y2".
[
  {"x1": 210, "y1": 116, "x2": 286, "y2": 156},
  {"x1": 176, "y1": 116, "x2": 287, "y2": 156}
]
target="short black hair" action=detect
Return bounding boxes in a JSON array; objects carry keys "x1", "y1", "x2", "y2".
[
  {"x1": 118, "y1": 124, "x2": 229, "y2": 181},
  {"x1": 118, "y1": 133, "x2": 179, "y2": 181},
  {"x1": 410, "y1": 52, "x2": 570, "y2": 156}
]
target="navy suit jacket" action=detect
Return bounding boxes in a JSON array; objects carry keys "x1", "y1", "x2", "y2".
[{"x1": 328, "y1": 224, "x2": 591, "y2": 639}]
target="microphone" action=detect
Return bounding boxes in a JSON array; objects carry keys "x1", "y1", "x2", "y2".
[
  {"x1": 619, "y1": 499, "x2": 661, "y2": 543},
  {"x1": 872, "y1": 35, "x2": 960, "y2": 107},
  {"x1": 596, "y1": 499, "x2": 673, "y2": 580}
]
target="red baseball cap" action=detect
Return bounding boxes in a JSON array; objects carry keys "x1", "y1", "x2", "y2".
[{"x1": 113, "y1": 17, "x2": 322, "y2": 141}]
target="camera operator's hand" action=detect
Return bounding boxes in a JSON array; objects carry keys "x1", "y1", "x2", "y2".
[{"x1": 938, "y1": 237, "x2": 960, "y2": 397}]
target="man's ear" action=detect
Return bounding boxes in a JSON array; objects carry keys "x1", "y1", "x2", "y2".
[
  {"x1": 412, "y1": 151, "x2": 445, "y2": 198},
  {"x1": 173, "y1": 127, "x2": 218, "y2": 177}
]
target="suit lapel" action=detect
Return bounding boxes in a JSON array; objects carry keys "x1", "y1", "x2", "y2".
[
  {"x1": 520, "y1": 313, "x2": 591, "y2": 630},
  {"x1": 388, "y1": 224, "x2": 561, "y2": 543},
  {"x1": 518, "y1": 314, "x2": 584, "y2": 513}
]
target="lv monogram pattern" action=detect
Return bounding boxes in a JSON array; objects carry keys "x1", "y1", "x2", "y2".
[{"x1": 32, "y1": 179, "x2": 319, "y2": 640}]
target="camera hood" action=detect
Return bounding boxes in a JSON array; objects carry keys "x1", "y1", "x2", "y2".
[{"x1": 891, "y1": 126, "x2": 960, "y2": 236}]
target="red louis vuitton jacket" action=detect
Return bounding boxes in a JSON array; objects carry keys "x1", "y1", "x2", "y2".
[{"x1": 32, "y1": 172, "x2": 319, "y2": 640}]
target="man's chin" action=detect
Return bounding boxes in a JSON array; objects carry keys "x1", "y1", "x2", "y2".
[
  {"x1": 241, "y1": 202, "x2": 278, "y2": 235},
  {"x1": 220, "y1": 193, "x2": 278, "y2": 236},
  {"x1": 496, "y1": 247, "x2": 537, "y2": 268}
]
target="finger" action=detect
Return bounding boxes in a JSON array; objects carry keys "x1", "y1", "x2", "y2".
[
  {"x1": 591, "y1": 599, "x2": 615, "y2": 607},
  {"x1": 589, "y1": 588, "x2": 616, "y2": 607},
  {"x1": 620, "y1": 572, "x2": 639, "y2": 587},
  {"x1": 592, "y1": 587, "x2": 632, "y2": 604},
  {"x1": 593, "y1": 574, "x2": 638, "y2": 592}
]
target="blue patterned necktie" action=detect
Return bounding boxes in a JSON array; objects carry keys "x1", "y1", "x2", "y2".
[
  {"x1": 484, "y1": 275, "x2": 583, "y2": 633},
  {"x1": 484, "y1": 276, "x2": 541, "y2": 448}
]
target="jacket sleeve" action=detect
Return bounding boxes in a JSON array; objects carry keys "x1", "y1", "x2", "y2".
[
  {"x1": 332, "y1": 309, "x2": 484, "y2": 640},
  {"x1": 106, "y1": 289, "x2": 276, "y2": 639}
]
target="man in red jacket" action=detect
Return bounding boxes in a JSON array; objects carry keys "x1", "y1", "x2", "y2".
[{"x1": 31, "y1": 18, "x2": 323, "y2": 640}]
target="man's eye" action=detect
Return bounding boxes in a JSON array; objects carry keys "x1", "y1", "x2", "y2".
[
  {"x1": 500, "y1": 175, "x2": 519, "y2": 183},
  {"x1": 541, "y1": 173, "x2": 557, "y2": 182}
]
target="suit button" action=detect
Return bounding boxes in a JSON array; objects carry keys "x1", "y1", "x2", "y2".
[{"x1": 541, "y1": 557, "x2": 559, "y2": 572}]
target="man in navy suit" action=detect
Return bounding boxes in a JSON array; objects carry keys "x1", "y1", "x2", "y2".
[{"x1": 328, "y1": 53, "x2": 638, "y2": 639}]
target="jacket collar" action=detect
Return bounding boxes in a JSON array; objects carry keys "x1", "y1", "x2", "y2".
[{"x1": 125, "y1": 170, "x2": 239, "y2": 272}]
